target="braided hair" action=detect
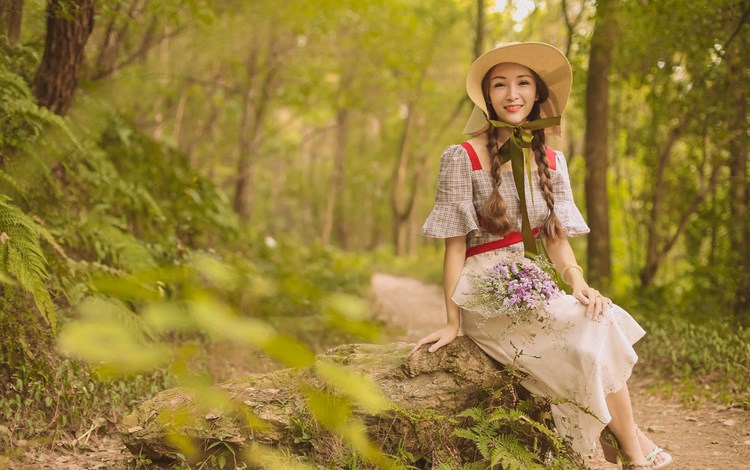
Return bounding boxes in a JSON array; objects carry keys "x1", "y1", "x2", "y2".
[{"x1": 480, "y1": 67, "x2": 565, "y2": 241}]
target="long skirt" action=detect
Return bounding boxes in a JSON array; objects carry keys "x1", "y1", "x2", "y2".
[{"x1": 454, "y1": 250, "x2": 646, "y2": 457}]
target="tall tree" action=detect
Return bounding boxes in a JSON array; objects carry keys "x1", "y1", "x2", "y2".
[
  {"x1": 232, "y1": 24, "x2": 290, "y2": 222},
  {"x1": 583, "y1": 0, "x2": 616, "y2": 288},
  {"x1": 728, "y1": 35, "x2": 749, "y2": 322},
  {"x1": 474, "y1": 0, "x2": 485, "y2": 58},
  {"x1": 32, "y1": 0, "x2": 95, "y2": 115},
  {"x1": 2, "y1": 0, "x2": 24, "y2": 44}
]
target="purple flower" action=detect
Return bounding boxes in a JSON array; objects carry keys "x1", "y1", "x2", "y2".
[{"x1": 469, "y1": 259, "x2": 561, "y2": 318}]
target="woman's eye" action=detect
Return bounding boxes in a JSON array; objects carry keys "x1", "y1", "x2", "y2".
[
  {"x1": 493, "y1": 82, "x2": 505, "y2": 88},
  {"x1": 520, "y1": 80, "x2": 530, "y2": 85}
]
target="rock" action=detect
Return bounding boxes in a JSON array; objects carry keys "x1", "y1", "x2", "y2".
[{"x1": 119, "y1": 337, "x2": 584, "y2": 468}]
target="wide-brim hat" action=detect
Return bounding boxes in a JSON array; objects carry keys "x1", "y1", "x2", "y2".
[{"x1": 464, "y1": 42, "x2": 572, "y2": 136}]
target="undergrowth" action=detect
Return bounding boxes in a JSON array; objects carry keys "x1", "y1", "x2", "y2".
[
  {"x1": 0, "y1": 50, "x2": 377, "y2": 457},
  {"x1": 447, "y1": 400, "x2": 583, "y2": 470},
  {"x1": 635, "y1": 312, "x2": 750, "y2": 408}
]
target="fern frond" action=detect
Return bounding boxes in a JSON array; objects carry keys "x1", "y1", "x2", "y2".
[
  {"x1": 0, "y1": 196, "x2": 56, "y2": 330},
  {"x1": 0, "y1": 68, "x2": 82, "y2": 152},
  {"x1": 77, "y1": 296, "x2": 156, "y2": 342},
  {"x1": 490, "y1": 434, "x2": 545, "y2": 470},
  {"x1": 75, "y1": 218, "x2": 157, "y2": 273}
]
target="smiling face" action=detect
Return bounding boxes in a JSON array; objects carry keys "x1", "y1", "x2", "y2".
[{"x1": 484, "y1": 62, "x2": 539, "y2": 126}]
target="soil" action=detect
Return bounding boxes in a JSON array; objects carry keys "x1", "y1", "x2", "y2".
[{"x1": 3, "y1": 272, "x2": 750, "y2": 470}]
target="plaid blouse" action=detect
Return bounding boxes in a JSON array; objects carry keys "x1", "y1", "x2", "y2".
[{"x1": 421, "y1": 143, "x2": 590, "y2": 252}]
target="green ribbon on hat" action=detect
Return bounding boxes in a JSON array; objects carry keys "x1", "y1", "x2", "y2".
[{"x1": 487, "y1": 116, "x2": 561, "y2": 257}]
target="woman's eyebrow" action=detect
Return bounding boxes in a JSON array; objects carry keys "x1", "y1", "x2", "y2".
[{"x1": 490, "y1": 74, "x2": 533, "y2": 80}]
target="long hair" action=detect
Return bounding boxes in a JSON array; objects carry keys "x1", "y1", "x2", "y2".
[{"x1": 480, "y1": 67, "x2": 565, "y2": 241}]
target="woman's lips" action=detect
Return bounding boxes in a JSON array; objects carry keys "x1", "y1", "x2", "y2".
[{"x1": 504, "y1": 105, "x2": 523, "y2": 112}]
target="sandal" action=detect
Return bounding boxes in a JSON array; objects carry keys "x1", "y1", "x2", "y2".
[
  {"x1": 599, "y1": 428, "x2": 655, "y2": 469},
  {"x1": 635, "y1": 427, "x2": 672, "y2": 469},
  {"x1": 599, "y1": 428, "x2": 620, "y2": 464},
  {"x1": 644, "y1": 445, "x2": 673, "y2": 469}
]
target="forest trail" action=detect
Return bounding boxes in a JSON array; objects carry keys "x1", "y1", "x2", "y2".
[
  {"x1": 370, "y1": 272, "x2": 750, "y2": 470},
  {"x1": 4, "y1": 273, "x2": 750, "y2": 470}
]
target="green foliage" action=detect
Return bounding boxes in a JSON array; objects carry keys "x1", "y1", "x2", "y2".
[
  {"x1": 0, "y1": 47, "x2": 381, "y2": 461},
  {"x1": 0, "y1": 196, "x2": 57, "y2": 329},
  {"x1": 631, "y1": 296, "x2": 750, "y2": 407},
  {"x1": 363, "y1": 245, "x2": 445, "y2": 286},
  {"x1": 0, "y1": 65, "x2": 70, "y2": 154},
  {"x1": 451, "y1": 402, "x2": 582, "y2": 470},
  {"x1": 0, "y1": 305, "x2": 170, "y2": 445}
]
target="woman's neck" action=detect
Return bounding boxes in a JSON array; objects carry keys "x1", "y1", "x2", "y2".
[{"x1": 496, "y1": 127, "x2": 512, "y2": 145}]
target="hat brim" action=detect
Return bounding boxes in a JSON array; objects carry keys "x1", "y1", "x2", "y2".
[{"x1": 464, "y1": 42, "x2": 572, "y2": 136}]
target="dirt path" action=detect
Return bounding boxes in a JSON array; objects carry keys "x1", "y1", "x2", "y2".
[{"x1": 370, "y1": 272, "x2": 750, "y2": 470}]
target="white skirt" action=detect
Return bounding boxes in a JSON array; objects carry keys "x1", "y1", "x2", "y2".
[{"x1": 454, "y1": 250, "x2": 646, "y2": 457}]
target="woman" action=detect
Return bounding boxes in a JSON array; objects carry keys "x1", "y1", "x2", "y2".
[{"x1": 411, "y1": 42, "x2": 672, "y2": 470}]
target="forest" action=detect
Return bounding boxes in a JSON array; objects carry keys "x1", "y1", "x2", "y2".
[{"x1": 0, "y1": 0, "x2": 748, "y2": 469}]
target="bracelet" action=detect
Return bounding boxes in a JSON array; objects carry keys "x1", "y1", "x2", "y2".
[{"x1": 560, "y1": 264, "x2": 584, "y2": 284}]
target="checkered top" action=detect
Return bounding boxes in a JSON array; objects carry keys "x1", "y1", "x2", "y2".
[{"x1": 421, "y1": 144, "x2": 590, "y2": 252}]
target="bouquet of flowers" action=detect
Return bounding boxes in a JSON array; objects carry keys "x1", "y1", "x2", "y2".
[{"x1": 463, "y1": 258, "x2": 561, "y2": 320}]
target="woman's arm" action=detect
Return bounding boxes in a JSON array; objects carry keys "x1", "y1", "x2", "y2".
[
  {"x1": 409, "y1": 235, "x2": 466, "y2": 354},
  {"x1": 545, "y1": 235, "x2": 610, "y2": 320}
]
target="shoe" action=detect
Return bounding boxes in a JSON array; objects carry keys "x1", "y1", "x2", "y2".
[
  {"x1": 635, "y1": 426, "x2": 673, "y2": 469},
  {"x1": 644, "y1": 445, "x2": 673, "y2": 469},
  {"x1": 599, "y1": 428, "x2": 619, "y2": 464},
  {"x1": 599, "y1": 428, "x2": 654, "y2": 469}
]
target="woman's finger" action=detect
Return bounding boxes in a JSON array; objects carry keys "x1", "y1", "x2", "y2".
[
  {"x1": 409, "y1": 333, "x2": 438, "y2": 355},
  {"x1": 428, "y1": 337, "x2": 449, "y2": 353}
]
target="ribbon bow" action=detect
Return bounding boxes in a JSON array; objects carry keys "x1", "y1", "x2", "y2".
[{"x1": 487, "y1": 116, "x2": 561, "y2": 257}]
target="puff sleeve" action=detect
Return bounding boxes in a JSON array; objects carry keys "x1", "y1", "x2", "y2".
[
  {"x1": 421, "y1": 145, "x2": 481, "y2": 238},
  {"x1": 553, "y1": 152, "x2": 590, "y2": 237}
]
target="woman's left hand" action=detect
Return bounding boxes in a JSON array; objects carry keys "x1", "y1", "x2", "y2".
[{"x1": 573, "y1": 286, "x2": 612, "y2": 320}]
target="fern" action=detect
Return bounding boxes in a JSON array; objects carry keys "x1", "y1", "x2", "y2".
[
  {"x1": 454, "y1": 402, "x2": 582, "y2": 469},
  {"x1": 66, "y1": 217, "x2": 157, "y2": 273},
  {"x1": 0, "y1": 196, "x2": 56, "y2": 330},
  {"x1": 0, "y1": 67, "x2": 80, "y2": 152}
]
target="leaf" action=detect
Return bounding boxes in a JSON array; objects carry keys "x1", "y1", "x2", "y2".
[{"x1": 314, "y1": 361, "x2": 390, "y2": 414}]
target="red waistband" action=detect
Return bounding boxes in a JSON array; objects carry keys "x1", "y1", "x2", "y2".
[{"x1": 465, "y1": 227, "x2": 541, "y2": 257}]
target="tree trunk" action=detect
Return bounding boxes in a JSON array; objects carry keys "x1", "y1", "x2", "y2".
[
  {"x1": 32, "y1": 0, "x2": 95, "y2": 115},
  {"x1": 2, "y1": 0, "x2": 23, "y2": 44},
  {"x1": 233, "y1": 34, "x2": 285, "y2": 222},
  {"x1": 234, "y1": 86, "x2": 257, "y2": 222},
  {"x1": 391, "y1": 104, "x2": 415, "y2": 255},
  {"x1": 321, "y1": 107, "x2": 349, "y2": 247},
  {"x1": 729, "y1": 43, "x2": 749, "y2": 323},
  {"x1": 583, "y1": 0, "x2": 616, "y2": 289},
  {"x1": 639, "y1": 125, "x2": 682, "y2": 286},
  {"x1": 474, "y1": 0, "x2": 484, "y2": 57}
]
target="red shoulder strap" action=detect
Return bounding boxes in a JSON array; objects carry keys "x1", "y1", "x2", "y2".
[
  {"x1": 545, "y1": 145, "x2": 557, "y2": 170},
  {"x1": 462, "y1": 141, "x2": 556, "y2": 171},
  {"x1": 460, "y1": 142, "x2": 483, "y2": 171}
]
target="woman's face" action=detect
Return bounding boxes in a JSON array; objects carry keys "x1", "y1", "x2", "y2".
[{"x1": 486, "y1": 62, "x2": 538, "y2": 126}]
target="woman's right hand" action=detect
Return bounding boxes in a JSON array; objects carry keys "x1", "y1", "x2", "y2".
[{"x1": 408, "y1": 324, "x2": 460, "y2": 356}]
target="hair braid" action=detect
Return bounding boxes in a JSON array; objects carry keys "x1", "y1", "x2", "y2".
[
  {"x1": 481, "y1": 126, "x2": 512, "y2": 235},
  {"x1": 532, "y1": 128, "x2": 565, "y2": 241}
]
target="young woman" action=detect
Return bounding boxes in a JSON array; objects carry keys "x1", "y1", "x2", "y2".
[{"x1": 411, "y1": 42, "x2": 672, "y2": 470}]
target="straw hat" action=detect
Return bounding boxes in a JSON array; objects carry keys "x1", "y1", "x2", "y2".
[{"x1": 463, "y1": 42, "x2": 572, "y2": 136}]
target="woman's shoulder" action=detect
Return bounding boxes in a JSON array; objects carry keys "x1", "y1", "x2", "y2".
[
  {"x1": 548, "y1": 148, "x2": 569, "y2": 169},
  {"x1": 440, "y1": 142, "x2": 472, "y2": 163}
]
